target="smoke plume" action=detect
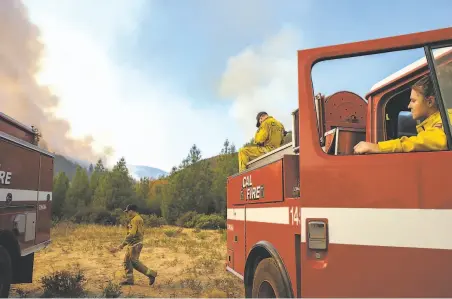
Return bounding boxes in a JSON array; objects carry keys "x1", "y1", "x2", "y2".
[
  {"x1": 0, "y1": 0, "x2": 111, "y2": 163},
  {"x1": 219, "y1": 26, "x2": 302, "y2": 138}
]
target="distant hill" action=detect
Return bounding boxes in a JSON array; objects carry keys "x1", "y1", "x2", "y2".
[
  {"x1": 127, "y1": 165, "x2": 168, "y2": 180},
  {"x1": 65, "y1": 156, "x2": 91, "y2": 168},
  {"x1": 53, "y1": 155, "x2": 168, "y2": 181},
  {"x1": 54, "y1": 154, "x2": 80, "y2": 180}
]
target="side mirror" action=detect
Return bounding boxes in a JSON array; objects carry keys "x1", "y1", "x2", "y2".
[{"x1": 397, "y1": 111, "x2": 417, "y2": 138}]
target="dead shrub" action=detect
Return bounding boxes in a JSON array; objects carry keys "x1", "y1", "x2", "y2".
[{"x1": 40, "y1": 267, "x2": 86, "y2": 297}]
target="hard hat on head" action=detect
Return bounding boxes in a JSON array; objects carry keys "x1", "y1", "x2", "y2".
[{"x1": 256, "y1": 111, "x2": 267, "y2": 127}]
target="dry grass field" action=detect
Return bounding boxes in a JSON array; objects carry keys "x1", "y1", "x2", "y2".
[{"x1": 9, "y1": 222, "x2": 244, "y2": 298}]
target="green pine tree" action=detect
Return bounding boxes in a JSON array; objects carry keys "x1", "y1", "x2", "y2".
[
  {"x1": 135, "y1": 177, "x2": 150, "y2": 200},
  {"x1": 65, "y1": 166, "x2": 91, "y2": 210},
  {"x1": 161, "y1": 145, "x2": 214, "y2": 223},
  {"x1": 89, "y1": 159, "x2": 106, "y2": 202},
  {"x1": 107, "y1": 157, "x2": 136, "y2": 210},
  {"x1": 52, "y1": 172, "x2": 70, "y2": 219},
  {"x1": 92, "y1": 171, "x2": 113, "y2": 209}
]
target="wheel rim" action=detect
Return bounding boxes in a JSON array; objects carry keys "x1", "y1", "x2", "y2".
[{"x1": 258, "y1": 280, "x2": 276, "y2": 298}]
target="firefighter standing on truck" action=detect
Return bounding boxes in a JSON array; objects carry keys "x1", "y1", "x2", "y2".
[
  {"x1": 354, "y1": 73, "x2": 452, "y2": 154},
  {"x1": 238, "y1": 112, "x2": 286, "y2": 172},
  {"x1": 109, "y1": 204, "x2": 158, "y2": 286}
]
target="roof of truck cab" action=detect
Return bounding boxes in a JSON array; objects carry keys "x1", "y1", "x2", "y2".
[
  {"x1": 0, "y1": 112, "x2": 35, "y2": 134},
  {"x1": 368, "y1": 47, "x2": 452, "y2": 96}
]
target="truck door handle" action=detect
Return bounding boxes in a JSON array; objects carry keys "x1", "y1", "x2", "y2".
[{"x1": 307, "y1": 220, "x2": 328, "y2": 250}]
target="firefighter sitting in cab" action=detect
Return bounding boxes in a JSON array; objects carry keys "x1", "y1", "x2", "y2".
[
  {"x1": 354, "y1": 73, "x2": 452, "y2": 154},
  {"x1": 238, "y1": 112, "x2": 286, "y2": 172}
]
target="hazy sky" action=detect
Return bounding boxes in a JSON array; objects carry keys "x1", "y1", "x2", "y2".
[{"x1": 22, "y1": 0, "x2": 452, "y2": 171}]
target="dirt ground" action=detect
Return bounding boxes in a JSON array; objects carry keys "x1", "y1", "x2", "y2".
[{"x1": 9, "y1": 223, "x2": 244, "y2": 298}]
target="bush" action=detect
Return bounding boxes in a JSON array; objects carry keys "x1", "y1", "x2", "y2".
[
  {"x1": 111, "y1": 208, "x2": 128, "y2": 226},
  {"x1": 70, "y1": 207, "x2": 117, "y2": 225},
  {"x1": 51, "y1": 218, "x2": 60, "y2": 228},
  {"x1": 40, "y1": 267, "x2": 86, "y2": 297},
  {"x1": 142, "y1": 214, "x2": 166, "y2": 227},
  {"x1": 90, "y1": 208, "x2": 117, "y2": 225},
  {"x1": 194, "y1": 214, "x2": 226, "y2": 230},
  {"x1": 70, "y1": 209, "x2": 89, "y2": 224},
  {"x1": 176, "y1": 211, "x2": 198, "y2": 228},
  {"x1": 102, "y1": 281, "x2": 122, "y2": 298},
  {"x1": 175, "y1": 213, "x2": 226, "y2": 230}
]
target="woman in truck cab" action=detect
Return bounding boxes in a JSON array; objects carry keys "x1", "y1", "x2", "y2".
[{"x1": 354, "y1": 71, "x2": 452, "y2": 154}]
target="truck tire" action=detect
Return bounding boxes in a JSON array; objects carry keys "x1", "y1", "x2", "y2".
[
  {"x1": 251, "y1": 257, "x2": 290, "y2": 298},
  {"x1": 0, "y1": 245, "x2": 12, "y2": 298}
]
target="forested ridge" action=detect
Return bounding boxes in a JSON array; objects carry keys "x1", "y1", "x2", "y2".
[{"x1": 52, "y1": 139, "x2": 239, "y2": 229}]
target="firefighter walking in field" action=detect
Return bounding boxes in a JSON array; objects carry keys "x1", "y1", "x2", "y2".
[
  {"x1": 238, "y1": 112, "x2": 286, "y2": 172},
  {"x1": 109, "y1": 204, "x2": 157, "y2": 286}
]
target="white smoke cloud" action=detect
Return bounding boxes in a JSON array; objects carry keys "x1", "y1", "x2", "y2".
[
  {"x1": 0, "y1": 0, "x2": 111, "y2": 163},
  {"x1": 20, "y1": 0, "x2": 237, "y2": 171},
  {"x1": 219, "y1": 25, "x2": 303, "y2": 137},
  {"x1": 18, "y1": 0, "x2": 149, "y2": 167}
]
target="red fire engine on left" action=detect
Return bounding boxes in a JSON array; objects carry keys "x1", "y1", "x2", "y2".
[{"x1": 0, "y1": 112, "x2": 53, "y2": 297}]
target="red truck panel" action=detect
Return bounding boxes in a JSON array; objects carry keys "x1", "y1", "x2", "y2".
[
  {"x1": 227, "y1": 211, "x2": 245, "y2": 276},
  {"x1": 0, "y1": 139, "x2": 40, "y2": 191},
  {"x1": 227, "y1": 160, "x2": 284, "y2": 205},
  {"x1": 0, "y1": 137, "x2": 40, "y2": 250},
  {"x1": 227, "y1": 156, "x2": 301, "y2": 285},
  {"x1": 0, "y1": 121, "x2": 53, "y2": 255},
  {"x1": 244, "y1": 199, "x2": 302, "y2": 297}
]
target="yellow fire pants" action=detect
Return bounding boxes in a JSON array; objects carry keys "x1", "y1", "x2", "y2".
[
  {"x1": 238, "y1": 145, "x2": 269, "y2": 172},
  {"x1": 123, "y1": 243, "x2": 157, "y2": 283}
]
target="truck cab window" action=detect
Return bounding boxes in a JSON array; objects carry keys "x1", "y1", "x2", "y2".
[
  {"x1": 383, "y1": 88, "x2": 416, "y2": 140},
  {"x1": 311, "y1": 46, "x2": 452, "y2": 155}
]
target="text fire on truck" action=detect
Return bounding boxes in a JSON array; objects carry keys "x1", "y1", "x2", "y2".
[{"x1": 240, "y1": 175, "x2": 264, "y2": 201}]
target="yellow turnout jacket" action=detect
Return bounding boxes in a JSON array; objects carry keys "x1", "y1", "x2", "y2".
[
  {"x1": 254, "y1": 116, "x2": 285, "y2": 151},
  {"x1": 378, "y1": 110, "x2": 452, "y2": 153}
]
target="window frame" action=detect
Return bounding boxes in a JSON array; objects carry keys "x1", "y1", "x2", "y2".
[
  {"x1": 381, "y1": 86, "x2": 413, "y2": 140},
  {"x1": 304, "y1": 32, "x2": 452, "y2": 157},
  {"x1": 424, "y1": 43, "x2": 452, "y2": 150}
]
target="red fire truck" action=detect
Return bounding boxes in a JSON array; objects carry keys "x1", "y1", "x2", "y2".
[
  {"x1": 0, "y1": 112, "x2": 53, "y2": 297},
  {"x1": 226, "y1": 27, "x2": 452, "y2": 297}
]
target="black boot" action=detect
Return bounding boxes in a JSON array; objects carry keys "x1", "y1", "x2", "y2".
[{"x1": 149, "y1": 275, "x2": 156, "y2": 286}]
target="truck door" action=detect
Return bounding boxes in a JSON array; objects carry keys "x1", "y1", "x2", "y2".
[{"x1": 298, "y1": 27, "x2": 452, "y2": 298}]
